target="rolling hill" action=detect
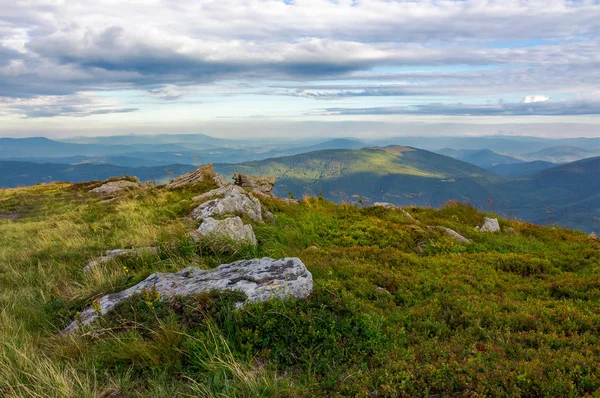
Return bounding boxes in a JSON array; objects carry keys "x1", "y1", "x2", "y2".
[
  {"x1": 215, "y1": 146, "x2": 503, "y2": 207},
  {"x1": 435, "y1": 148, "x2": 523, "y2": 168},
  {"x1": 0, "y1": 160, "x2": 196, "y2": 188},
  {"x1": 498, "y1": 156, "x2": 600, "y2": 233},
  {"x1": 488, "y1": 160, "x2": 556, "y2": 178},
  {"x1": 520, "y1": 145, "x2": 600, "y2": 163}
]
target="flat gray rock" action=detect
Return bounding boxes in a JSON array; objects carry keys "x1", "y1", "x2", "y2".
[
  {"x1": 83, "y1": 247, "x2": 158, "y2": 272},
  {"x1": 441, "y1": 227, "x2": 471, "y2": 243},
  {"x1": 91, "y1": 180, "x2": 140, "y2": 196},
  {"x1": 195, "y1": 216, "x2": 257, "y2": 246},
  {"x1": 64, "y1": 257, "x2": 313, "y2": 333},
  {"x1": 477, "y1": 217, "x2": 501, "y2": 232}
]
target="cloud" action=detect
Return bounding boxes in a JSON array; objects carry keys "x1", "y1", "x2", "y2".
[
  {"x1": 0, "y1": 0, "x2": 599, "y2": 120},
  {"x1": 319, "y1": 95, "x2": 600, "y2": 117},
  {"x1": 524, "y1": 95, "x2": 550, "y2": 103},
  {"x1": 0, "y1": 93, "x2": 138, "y2": 118}
]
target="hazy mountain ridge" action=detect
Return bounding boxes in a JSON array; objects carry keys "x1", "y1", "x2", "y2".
[
  {"x1": 2, "y1": 135, "x2": 599, "y2": 168},
  {"x1": 2, "y1": 137, "x2": 598, "y2": 232}
]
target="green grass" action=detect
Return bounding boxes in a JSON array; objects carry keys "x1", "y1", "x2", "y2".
[{"x1": 0, "y1": 182, "x2": 599, "y2": 396}]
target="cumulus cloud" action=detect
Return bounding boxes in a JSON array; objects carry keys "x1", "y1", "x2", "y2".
[{"x1": 524, "y1": 95, "x2": 550, "y2": 103}]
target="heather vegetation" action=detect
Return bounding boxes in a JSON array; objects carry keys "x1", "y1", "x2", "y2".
[{"x1": 1, "y1": 181, "x2": 599, "y2": 397}]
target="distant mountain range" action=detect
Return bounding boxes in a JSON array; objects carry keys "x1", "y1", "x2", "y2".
[
  {"x1": 1, "y1": 134, "x2": 599, "y2": 232},
  {"x1": 2, "y1": 135, "x2": 599, "y2": 169},
  {"x1": 2, "y1": 144, "x2": 598, "y2": 233}
]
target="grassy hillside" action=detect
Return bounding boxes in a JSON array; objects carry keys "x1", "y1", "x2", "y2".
[
  {"x1": 1, "y1": 181, "x2": 599, "y2": 397},
  {"x1": 500, "y1": 156, "x2": 600, "y2": 232},
  {"x1": 488, "y1": 160, "x2": 556, "y2": 178}
]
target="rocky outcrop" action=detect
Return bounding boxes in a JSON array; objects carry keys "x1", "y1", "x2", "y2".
[
  {"x1": 167, "y1": 164, "x2": 220, "y2": 189},
  {"x1": 213, "y1": 174, "x2": 231, "y2": 188},
  {"x1": 590, "y1": 232, "x2": 598, "y2": 240},
  {"x1": 233, "y1": 173, "x2": 276, "y2": 197},
  {"x1": 441, "y1": 227, "x2": 471, "y2": 243},
  {"x1": 65, "y1": 257, "x2": 313, "y2": 332},
  {"x1": 476, "y1": 218, "x2": 501, "y2": 232},
  {"x1": 195, "y1": 216, "x2": 257, "y2": 246},
  {"x1": 83, "y1": 247, "x2": 158, "y2": 272},
  {"x1": 91, "y1": 180, "x2": 140, "y2": 196},
  {"x1": 191, "y1": 185, "x2": 272, "y2": 222}
]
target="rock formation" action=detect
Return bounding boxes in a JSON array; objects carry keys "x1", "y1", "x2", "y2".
[
  {"x1": 84, "y1": 247, "x2": 158, "y2": 272},
  {"x1": 191, "y1": 185, "x2": 272, "y2": 222},
  {"x1": 65, "y1": 257, "x2": 313, "y2": 332},
  {"x1": 91, "y1": 180, "x2": 140, "y2": 196},
  {"x1": 476, "y1": 217, "x2": 501, "y2": 232},
  {"x1": 167, "y1": 164, "x2": 226, "y2": 189},
  {"x1": 195, "y1": 216, "x2": 257, "y2": 246},
  {"x1": 233, "y1": 173, "x2": 276, "y2": 197}
]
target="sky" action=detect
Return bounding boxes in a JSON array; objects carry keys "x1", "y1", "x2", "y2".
[{"x1": 1, "y1": 0, "x2": 600, "y2": 139}]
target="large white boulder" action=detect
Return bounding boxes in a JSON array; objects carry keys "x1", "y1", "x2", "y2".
[
  {"x1": 477, "y1": 217, "x2": 501, "y2": 232},
  {"x1": 64, "y1": 257, "x2": 313, "y2": 333}
]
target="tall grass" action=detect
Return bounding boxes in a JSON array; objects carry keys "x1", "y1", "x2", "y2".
[{"x1": 0, "y1": 182, "x2": 599, "y2": 396}]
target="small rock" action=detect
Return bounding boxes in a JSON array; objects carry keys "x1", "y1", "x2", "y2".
[
  {"x1": 84, "y1": 247, "x2": 157, "y2": 272},
  {"x1": 91, "y1": 180, "x2": 140, "y2": 196},
  {"x1": 478, "y1": 217, "x2": 501, "y2": 232},
  {"x1": 590, "y1": 232, "x2": 598, "y2": 240},
  {"x1": 65, "y1": 257, "x2": 313, "y2": 333},
  {"x1": 167, "y1": 164, "x2": 216, "y2": 189},
  {"x1": 233, "y1": 173, "x2": 276, "y2": 197},
  {"x1": 400, "y1": 209, "x2": 417, "y2": 221},
  {"x1": 372, "y1": 202, "x2": 397, "y2": 209},
  {"x1": 441, "y1": 227, "x2": 471, "y2": 243},
  {"x1": 307, "y1": 246, "x2": 319, "y2": 251},
  {"x1": 195, "y1": 216, "x2": 257, "y2": 246},
  {"x1": 376, "y1": 286, "x2": 391, "y2": 294}
]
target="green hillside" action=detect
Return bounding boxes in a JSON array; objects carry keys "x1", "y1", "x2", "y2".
[
  {"x1": 1, "y1": 181, "x2": 599, "y2": 397},
  {"x1": 216, "y1": 146, "x2": 501, "y2": 206},
  {"x1": 500, "y1": 156, "x2": 600, "y2": 233},
  {"x1": 214, "y1": 148, "x2": 598, "y2": 233}
]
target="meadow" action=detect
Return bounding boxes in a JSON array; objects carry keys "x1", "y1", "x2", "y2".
[{"x1": 0, "y1": 180, "x2": 599, "y2": 397}]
